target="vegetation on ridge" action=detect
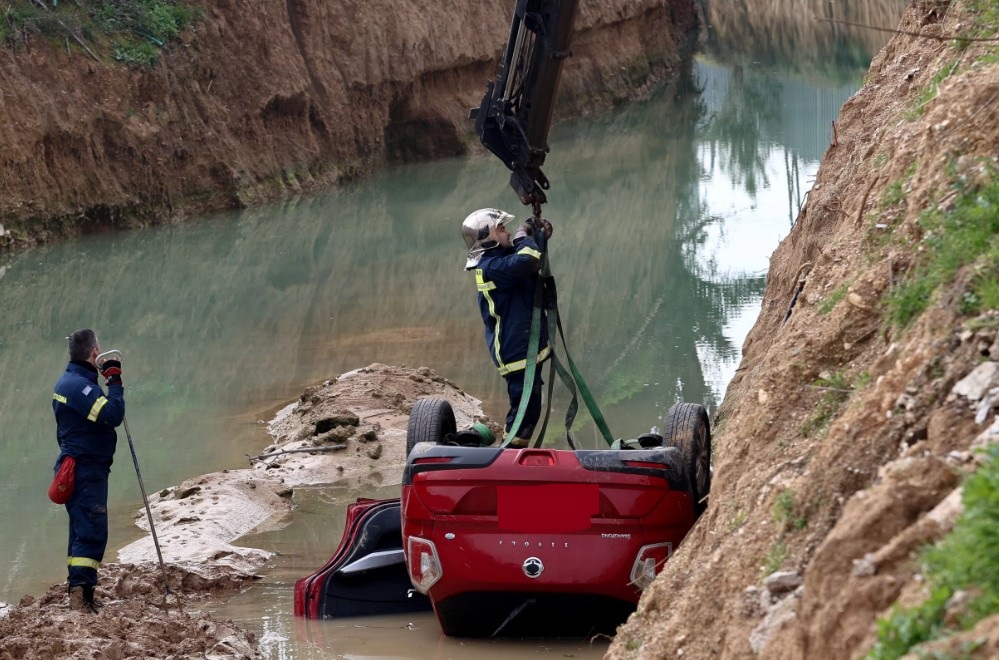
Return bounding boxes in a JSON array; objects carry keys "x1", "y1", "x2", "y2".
[
  {"x1": 0, "y1": 0, "x2": 198, "y2": 65},
  {"x1": 885, "y1": 165, "x2": 999, "y2": 328}
]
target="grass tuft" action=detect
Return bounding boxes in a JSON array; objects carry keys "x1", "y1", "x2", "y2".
[
  {"x1": 818, "y1": 285, "x2": 848, "y2": 315},
  {"x1": 799, "y1": 371, "x2": 853, "y2": 436},
  {"x1": 886, "y1": 163, "x2": 999, "y2": 328},
  {"x1": 774, "y1": 489, "x2": 807, "y2": 531},
  {"x1": 762, "y1": 541, "x2": 788, "y2": 577}
]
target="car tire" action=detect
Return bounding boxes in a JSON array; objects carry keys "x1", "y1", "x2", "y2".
[
  {"x1": 406, "y1": 398, "x2": 457, "y2": 457},
  {"x1": 661, "y1": 402, "x2": 712, "y2": 518}
]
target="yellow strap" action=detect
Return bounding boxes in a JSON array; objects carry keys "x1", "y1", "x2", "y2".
[
  {"x1": 87, "y1": 396, "x2": 108, "y2": 422},
  {"x1": 53, "y1": 393, "x2": 68, "y2": 404},
  {"x1": 68, "y1": 556, "x2": 101, "y2": 570},
  {"x1": 498, "y1": 346, "x2": 551, "y2": 376}
]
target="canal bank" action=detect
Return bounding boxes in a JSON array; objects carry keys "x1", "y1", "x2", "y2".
[{"x1": 0, "y1": 0, "x2": 698, "y2": 252}]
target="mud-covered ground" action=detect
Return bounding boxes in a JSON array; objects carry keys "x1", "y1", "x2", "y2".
[
  {"x1": 0, "y1": 364, "x2": 493, "y2": 658},
  {"x1": 0, "y1": 564, "x2": 259, "y2": 659}
]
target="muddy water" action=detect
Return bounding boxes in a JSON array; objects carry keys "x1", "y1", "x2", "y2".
[
  {"x1": 201, "y1": 485, "x2": 616, "y2": 658},
  {"x1": 0, "y1": 9, "x2": 899, "y2": 656}
]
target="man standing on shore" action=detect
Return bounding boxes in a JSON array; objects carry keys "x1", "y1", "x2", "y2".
[{"x1": 51, "y1": 329, "x2": 125, "y2": 613}]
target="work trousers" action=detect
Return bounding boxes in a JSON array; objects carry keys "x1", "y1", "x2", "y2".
[
  {"x1": 65, "y1": 462, "x2": 110, "y2": 588},
  {"x1": 504, "y1": 367, "x2": 544, "y2": 441}
]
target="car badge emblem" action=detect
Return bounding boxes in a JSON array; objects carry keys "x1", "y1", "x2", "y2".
[{"x1": 522, "y1": 556, "x2": 544, "y2": 578}]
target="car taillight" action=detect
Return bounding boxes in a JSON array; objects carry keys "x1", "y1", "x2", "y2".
[
  {"x1": 630, "y1": 542, "x2": 672, "y2": 590},
  {"x1": 413, "y1": 457, "x2": 453, "y2": 465},
  {"x1": 622, "y1": 460, "x2": 666, "y2": 470},
  {"x1": 407, "y1": 536, "x2": 442, "y2": 594}
]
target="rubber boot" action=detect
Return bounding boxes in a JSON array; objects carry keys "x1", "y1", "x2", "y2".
[
  {"x1": 88, "y1": 586, "x2": 103, "y2": 611},
  {"x1": 68, "y1": 585, "x2": 99, "y2": 614}
]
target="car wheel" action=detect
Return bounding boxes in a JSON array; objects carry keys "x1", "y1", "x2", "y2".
[
  {"x1": 406, "y1": 398, "x2": 457, "y2": 456},
  {"x1": 661, "y1": 402, "x2": 712, "y2": 518}
]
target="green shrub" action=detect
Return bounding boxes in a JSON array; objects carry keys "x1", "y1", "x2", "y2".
[
  {"x1": 923, "y1": 444, "x2": 999, "y2": 623},
  {"x1": 867, "y1": 586, "x2": 950, "y2": 660},
  {"x1": 114, "y1": 41, "x2": 158, "y2": 66},
  {"x1": 887, "y1": 165, "x2": 999, "y2": 327},
  {"x1": 2, "y1": 0, "x2": 198, "y2": 66},
  {"x1": 774, "y1": 489, "x2": 807, "y2": 531},
  {"x1": 818, "y1": 284, "x2": 848, "y2": 315}
]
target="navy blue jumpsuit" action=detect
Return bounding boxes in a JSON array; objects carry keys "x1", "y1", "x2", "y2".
[
  {"x1": 473, "y1": 234, "x2": 550, "y2": 440},
  {"x1": 52, "y1": 360, "x2": 125, "y2": 589}
]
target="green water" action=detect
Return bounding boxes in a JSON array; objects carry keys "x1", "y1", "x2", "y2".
[{"x1": 2, "y1": 52, "x2": 866, "y2": 656}]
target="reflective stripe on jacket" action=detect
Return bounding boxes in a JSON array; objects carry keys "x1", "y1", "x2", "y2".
[
  {"x1": 474, "y1": 236, "x2": 551, "y2": 375},
  {"x1": 52, "y1": 361, "x2": 124, "y2": 467}
]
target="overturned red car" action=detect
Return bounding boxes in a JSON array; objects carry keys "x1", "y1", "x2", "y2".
[
  {"x1": 293, "y1": 398, "x2": 710, "y2": 639},
  {"x1": 400, "y1": 398, "x2": 711, "y2": 638}
]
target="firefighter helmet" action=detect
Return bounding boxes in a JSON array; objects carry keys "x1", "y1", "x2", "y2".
[{"x1": 461, "y1": 208, "x2": 515, "y2": 269}]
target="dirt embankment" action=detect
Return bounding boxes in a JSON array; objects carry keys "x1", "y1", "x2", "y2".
[
  {"x1": 0, "y1": 0, "x2": 698, "y2": 251},
  {"x1": 608, "y1": 1, "x2": 999, "y2": 658},
  {"x1": 0, "y1": 364, "x2": 490, "y2": 658}
]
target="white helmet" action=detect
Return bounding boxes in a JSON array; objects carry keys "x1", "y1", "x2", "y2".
[{"x1": 461, "y1": 208, "x2": 515, "y2": 269}]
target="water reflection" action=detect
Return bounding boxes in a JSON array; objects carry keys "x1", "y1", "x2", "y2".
[
  {"x1": 700, "y1": 0, "x2": 910, "y2": 79},
  {"x1": 0, "y1": 10, "x2": 895, "y2": 657}
]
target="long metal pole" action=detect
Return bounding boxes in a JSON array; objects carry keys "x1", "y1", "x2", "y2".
[{"x1": 122, "y1": 417, "x2": 175, "y2": 605}]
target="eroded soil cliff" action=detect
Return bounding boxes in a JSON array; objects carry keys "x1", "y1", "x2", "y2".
[
  {"x1": 608, "y1": 1, "x2": 999, "y2": 658},
  {"x1": 0, "y1": 0, "x2": 697, "y2": 250}
]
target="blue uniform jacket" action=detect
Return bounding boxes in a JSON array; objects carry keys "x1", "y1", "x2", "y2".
[
  {"x1": 52, "y1": 361, "x2": 125, "y2": 468},
  {"x1": 474, "y1": 235, "x2": 551, "y2": 376}
]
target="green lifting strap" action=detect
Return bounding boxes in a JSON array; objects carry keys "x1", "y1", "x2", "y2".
[
  {"x1": 503, "y1": 226, "x2": 615, "y2": 448},
  {"x1": 503, "y1": 265, "x2": 545, "y2": 445},
  {"x1": 552, "y1": 309, "x2": 615, "y2": 446}
]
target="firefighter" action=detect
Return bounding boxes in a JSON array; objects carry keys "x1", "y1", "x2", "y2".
[
  {"x1": 52, "y1": 329, "x2": 125, "y2": 613},
  {"x1": 462, "y1": 208, "x2": 554, "y2": 447}
]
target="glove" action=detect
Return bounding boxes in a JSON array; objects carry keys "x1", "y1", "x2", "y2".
[
  {"x1": 100, "y1": 360, "x2": 123, "y2": 387},
  {"x1": 514, "y1": 219, "x2": 553, "y2": 242}
]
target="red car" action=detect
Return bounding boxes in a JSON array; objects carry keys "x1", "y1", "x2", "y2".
[
  {"x1": 295, "y1": 497, "x2": 431, "y2": 619},
  {"x1": 401, "y1": 398, "x2": 710, "y2": 638}
]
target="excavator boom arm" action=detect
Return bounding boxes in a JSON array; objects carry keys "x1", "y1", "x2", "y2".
[{"x1": 470, "y1": 0, "x2": 580, "y2": 207}]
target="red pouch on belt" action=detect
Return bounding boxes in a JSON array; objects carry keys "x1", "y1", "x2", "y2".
[{"x1": 48, "y1": 456, "x2": 76, "y2": 504}]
